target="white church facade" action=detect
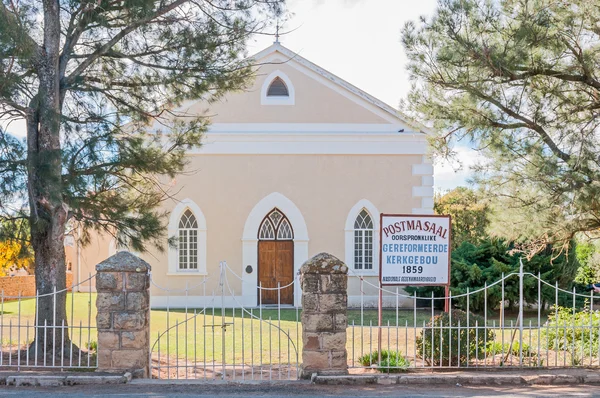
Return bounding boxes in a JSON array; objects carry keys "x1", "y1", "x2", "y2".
[{"x1": 66, "y1": 43, "x2": 434, "y2": 308}]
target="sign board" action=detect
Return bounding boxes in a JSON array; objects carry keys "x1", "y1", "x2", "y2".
[{"x1": 379, "y1": 214, "x2": 451, "y2": 286}]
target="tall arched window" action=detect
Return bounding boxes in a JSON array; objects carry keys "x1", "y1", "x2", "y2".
[
  {"x1": 354, "y1": 209, "x2": 373, "y2": 270},
  {"x1": 178, "y1": 209, "x2": 198, "y2": 270},
  {"x1": 259, "y1": 208, "x2": 294, "y2": 240},
  {"x1": 267, "y1": 77, "x2": 289, "y2": 97}
]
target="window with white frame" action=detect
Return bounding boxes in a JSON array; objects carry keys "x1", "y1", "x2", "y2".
[
  {"x1": 353, "y1": 209, "x2": 373, "y2": 270},
  {"x1": 178, "y1": 209, "x2": 198, "y2": 270}
]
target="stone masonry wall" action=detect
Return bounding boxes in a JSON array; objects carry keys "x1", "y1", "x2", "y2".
[
  {"x1": 95, "y1": 252, "x2": 151, "y2": 378},
  {"x1": 300, "y1": 252, "x2": 348, "y2": 378}
]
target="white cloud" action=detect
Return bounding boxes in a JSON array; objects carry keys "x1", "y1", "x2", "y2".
[
  {"x1": 1, "y1": 117, "x2": 27, "y2": 138},
  {"x1": 433, "y1": 146, "x2": 485, "y2": 192}
]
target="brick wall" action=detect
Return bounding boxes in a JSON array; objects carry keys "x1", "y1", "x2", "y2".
[{"x1": 0, "y1": 273, "x2": 74, "y2": 299}]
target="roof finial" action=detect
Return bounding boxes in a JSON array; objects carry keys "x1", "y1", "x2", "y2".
[{"x1": 274, "y1": 21, "x2": 280, "y2": 44}]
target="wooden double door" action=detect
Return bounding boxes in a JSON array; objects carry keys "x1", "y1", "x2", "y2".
[{"x1": 258, "y1": 240, "x2": 294, "y2": 305}]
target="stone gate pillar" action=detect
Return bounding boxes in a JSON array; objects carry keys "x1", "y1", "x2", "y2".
[
  {"x1": 299, "y1": 253, "x2": 348, "y2": 378},
  {"x1": 95, "y1": 252, "x2": 151, "y2": 378}
]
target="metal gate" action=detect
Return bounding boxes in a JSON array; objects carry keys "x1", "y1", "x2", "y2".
[{"x1": 150, "y1": 262, "x2": 300, "y2": 380}]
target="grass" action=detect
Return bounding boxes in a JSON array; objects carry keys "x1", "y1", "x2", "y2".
[
  {"x1": 0, "y1": 293, "x2": 574, "y2": 368},
  {"x1": 358, "y1": 350, "x2": 411, "y2": 372},
  {"x1": 0, "y1": 292, "x2": 97, "y2": 355}
]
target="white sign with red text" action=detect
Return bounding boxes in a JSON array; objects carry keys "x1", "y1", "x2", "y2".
[{"x1": 380, "y1": 214, "x2": 451, "y2": 286}]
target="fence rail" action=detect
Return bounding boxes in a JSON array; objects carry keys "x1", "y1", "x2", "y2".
[
  {"x1": 5, "y1": 259, "x2": 597, "y2": 376},
  {"x1": 0, "y1": 274, "x2": 98, "y2": 370},
  {"x1": 347, "y1": 260, "x2": 600, "y2": 372}
]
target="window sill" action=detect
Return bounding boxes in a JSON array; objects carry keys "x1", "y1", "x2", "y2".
[{"x1": 166, "y1": 272, "x2": 208, "y2": 276}]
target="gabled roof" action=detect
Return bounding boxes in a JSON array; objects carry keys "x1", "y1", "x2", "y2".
[{"x1": 251, "y1": 43, "x2": 431, "y2": 135}]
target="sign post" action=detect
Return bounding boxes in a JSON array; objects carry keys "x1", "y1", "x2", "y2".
[{"x1": 377, "y1": 214, "x2": 452, "y2": 357}]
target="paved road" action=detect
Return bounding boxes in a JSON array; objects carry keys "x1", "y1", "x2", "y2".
[{"x1": 0, "y1": 383, "x2": 598, "y2": 397}]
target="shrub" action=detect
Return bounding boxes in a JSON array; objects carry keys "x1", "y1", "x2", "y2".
[
  {"x1": 416, "y1": 309, "x2": 494, "y2": 366},
  {"x1": 86, "y1": 340, "x2": 98, "y2": 352},
  {"x1": 485, "y1": 341, "x2": 537, "y2": 358},
  {"x1": 543, "y1": 305, "x2": 600, "y2": 365},
  {"x1": 358, "y1": 350, "x2": 410, "y2": 373},
  {"x1": 358, "y1": 351, "x2": 379, "y2": 366}
]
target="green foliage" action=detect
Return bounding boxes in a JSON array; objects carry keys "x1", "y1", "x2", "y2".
[
  {"x1": 574, "y1": 242, "x2": 600, "y2": 285},
  {"x1": 406, "y1": 238, "x2": 579, "y2": 312},
  {"x1": 434, "y1": 187, "x2": 490, "y2": 249},
  {"x1": 417, "y1": 310, "x2": 493, "y2": 366},
  {"x1": 485, "y1": 341, "x2": 537, "y2": 358},
  {"x1": 403, "y1": 0, "x2": 600, "y2": 248},
  {"x1": 85, "y1": 340, "x2": 98, "y2": 352},
  {"x1": 543, "y1": 305, "x2": 600, "y2": 365},
  {"x1": 358, "y1": 350, "x2": 410, "y2": 373},
  {"x1": 0, "y1": 1, "x2": 285, "y2": 252}
]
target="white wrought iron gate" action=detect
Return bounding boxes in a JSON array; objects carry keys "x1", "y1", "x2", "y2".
[{"x1": 150, "y1": 262, "x2": 300, "y2": 380}]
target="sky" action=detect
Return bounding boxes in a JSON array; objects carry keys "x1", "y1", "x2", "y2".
[{"x1": 2, "y1": 0, "x2": 477, "y2": 191}]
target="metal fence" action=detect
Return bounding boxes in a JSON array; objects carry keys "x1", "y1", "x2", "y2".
[
  {"x1": 347, "y1": 261, "x2": 600, "y2": 372},
  {"x1": 150, "y1": 262, "x2": 300, "y2": 380},
  {"x1": 5, "y1": 259, "x2": 596, "y2": 376},
  {"x1": 151, "y1": 260, "x2": 600, "y2": 379},
  {"x1": 0, "y1": 274, "x2": 98, "y2": 370}
]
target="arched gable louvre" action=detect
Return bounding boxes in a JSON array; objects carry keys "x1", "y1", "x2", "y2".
[
  {"x1": 258, "y1": 208, "x2": 294, "y2": 240},
  {"x1": 267, "y1": 77, "x2": 289, "y2": 97}
]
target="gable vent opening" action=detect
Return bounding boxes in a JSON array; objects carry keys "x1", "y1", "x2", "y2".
[{"x1": 266, "y1": 77, "x2": 289, "y2": 97}]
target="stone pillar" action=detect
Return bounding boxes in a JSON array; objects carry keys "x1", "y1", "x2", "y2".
[
  {"x1": 300, "y1": 252, "x2": 348, "y2": 378},
  {"x1": 95, "y1": 252, "x2": 151, "y2": 378}
]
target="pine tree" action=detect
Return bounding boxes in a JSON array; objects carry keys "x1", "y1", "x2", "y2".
[
  {"x1": 1, "y1": 0, "x2": 284, "y2": 359},
  {"x1": 402, "y1": 0, "x2": 600, "y2": 249}
]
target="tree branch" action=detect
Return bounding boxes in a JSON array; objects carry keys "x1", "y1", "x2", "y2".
[
  {"x1": 64, "y1": 0, "x2": 191, "y2": 85},
  {"x1": 0, "y1": 1, "x2": 40, "y2": 62},
  {"x1": 459, "y1": 83, "x2": 572, "y2": 163}
]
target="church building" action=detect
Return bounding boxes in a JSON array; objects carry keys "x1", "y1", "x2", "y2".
[{"x1": 66, "y1": 42, "x2": 434, "y2": 308}]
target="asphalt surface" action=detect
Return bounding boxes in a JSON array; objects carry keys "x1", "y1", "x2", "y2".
[{"x1": 0, "y1": 383, "x2": 599, "y2": 397}]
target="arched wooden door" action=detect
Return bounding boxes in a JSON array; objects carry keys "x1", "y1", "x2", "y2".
[{"x1": 258, "y1": 209, "x2": 294, "y2": 305}]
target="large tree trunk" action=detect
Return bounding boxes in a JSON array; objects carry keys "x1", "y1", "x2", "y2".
[{"x1": 27, "y1": 0, "x2": 73, "y2": 360}]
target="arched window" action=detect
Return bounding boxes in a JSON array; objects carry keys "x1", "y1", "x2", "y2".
[
  {"x1": 259, "y1": 208, "x2": 294, "y2": 240},
  {"x1": 353, "y1": 209, "x2": 373, "y2": 270},
  {"x1": 168, "y1": 199, "x2": 207, "y2": 275},
  {"x1": 267, "y1": 77, "x2": 289, "y2": 97},
  {"x1": 178, "y1": 209, "x2": 198, "y2": 270}
]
